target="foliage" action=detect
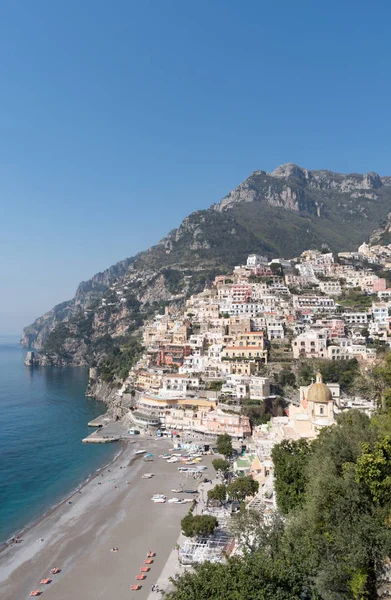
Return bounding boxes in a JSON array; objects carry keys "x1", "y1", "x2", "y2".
[
  {"x1": 208, "y1": 380, "x2": 223, "y2": 391},
  {"x1": 278, "y1": 368, "x2": 296, "y2": 388},
  {"x1": 297, "y1": 358, "x2": 359, "y2": 392},
  {"x1": 207, "y1": 484, "x2": 227, "y2": 505},
  {"x1": 227, "y1": 476, "x2": 259, "y2": 501},
  {"x1": 180, "y1": 514, "x2": 218, "y2": 538},
  {"x1": 212, "y1": 458, "x2": 230, "y2": 474},
  {"x1": 240, "y1": 404, "x2": 270, "y2": 426},
  {"x1": 124, "y1": 292, "x2": 141, "y2": 312},
  {"x1": 161, "y1": 268, "x2": 184, "y2": 294},
  {"x1": 356, "y1": 352, "x2": 391, "y2": 410},
  {"x1": 166, "y1": 550, "x2": 317, "y2": 600},
  {"x1": 272, "y1": 438, "x2": 313, "y2": 515},
  {"x1": 99, "y1": 337, "x2": 143, "y2": 382},
  {"x1": 241, "y1": 397, "x2": 286, "y2": 426},
  {"x1": 43, "y1": 323, "x2": 72, "y2": 359},
  {"x1": 216, "y1": 433, "x2": 233, "y2": 458},
  {"x1": 337, "y1": 289, "x2": 374, "y2": 310},
  {"x1": 270, "y1": 262, "x2": 283, "y2": 275},
  {"x1": 356, "y1": 436, "x2": 391, "y2": 506},
  {"x1": 228, "y1": 507, "x2": 284, "y2": 554}
]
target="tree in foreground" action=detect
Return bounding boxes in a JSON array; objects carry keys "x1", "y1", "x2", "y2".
[
  {"x1": 227, "y1": 476, "x2": 259, "y2": 501},
  {"x1": 207, "y1": 484, "x2": 227, "y2": 506},
  {"x1": 166, "y1": 551, "x2": 315, "y2": 600},
  {"x1": 212, "y1": 458, "x2": 230, "y2": 476},
  {"x1": 216, "y1": 433, "x2": 233, "y2": 458},
  {"x1": 228, "y1": 506, "x2": 284, "y2": 554},
  {"x1": 180, "y1": 514, "x2": 218, "y2": 538},
  {"x1": 271, "y1": 438, "x2": 312, "y2": 515}
]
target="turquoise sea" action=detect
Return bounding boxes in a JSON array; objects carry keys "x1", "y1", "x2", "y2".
[{"x1": 0, "y1": 336, "x2": 117, "y2": 543}]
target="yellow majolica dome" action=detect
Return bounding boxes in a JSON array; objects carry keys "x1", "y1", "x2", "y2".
[{"x1": 306, "y1": 372, "x2": 332, "y2": 403}]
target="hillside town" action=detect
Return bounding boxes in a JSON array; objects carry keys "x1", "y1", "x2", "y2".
[{"x1": 90, "y1": 242, "x2": 387, "y2": 516}]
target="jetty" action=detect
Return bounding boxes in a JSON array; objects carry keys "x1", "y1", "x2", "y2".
[
  {"x1": 87, "y1": 414, "x2": 112, "y2": 427},
  {"x1": 82, "y1": 419, "x2": 127, "y2": 444}
]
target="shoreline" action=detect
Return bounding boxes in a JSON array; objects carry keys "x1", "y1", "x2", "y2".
[
  {"x1": 0, "y1": 436, "x2": 206, "y2": 600},
  {"x1": 0, "y1": 440, "x2": 127, "y2": 552}
]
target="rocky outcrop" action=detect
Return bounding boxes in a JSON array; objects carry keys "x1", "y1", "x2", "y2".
[{"x1": 214, "y1": 164, "x2": 386, "y2": 213}]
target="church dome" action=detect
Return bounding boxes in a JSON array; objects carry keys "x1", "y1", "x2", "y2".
[{"x1": 306, "y1": 372, "x2": 332, "y2": 403}]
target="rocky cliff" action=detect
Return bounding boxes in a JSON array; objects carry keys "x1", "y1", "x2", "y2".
[{"x1": 22, "y1": 163, "x2": 391, "y2": 378}]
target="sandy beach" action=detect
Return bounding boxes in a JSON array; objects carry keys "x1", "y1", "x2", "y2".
[{"x1": 0, "y1": 438, "x2": 208, "y2": 600}]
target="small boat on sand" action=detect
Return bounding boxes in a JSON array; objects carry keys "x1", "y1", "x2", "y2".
[
  {"x1": 142, "y1": 473, "x2": 154, "y2": 479},
  {"x1": 151, "y1": 494, "x2": 166, "y2": 500},
  {"x1": 152, "y1": 498, "x2": 166, "y2": 503},
  {"x1": 50, "y1": 567, "x2": 61, "y2": 574},
  {"x1": 135, "y1": 450, "x2": 146, "y2": 455},
  {"x1": 171, "y1": 488, "x2": 182, "y2": 493}
]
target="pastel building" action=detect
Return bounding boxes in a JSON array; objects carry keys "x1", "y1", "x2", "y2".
[{"x1": 277, "y1": 373, "x2": 336, "y2": 439}]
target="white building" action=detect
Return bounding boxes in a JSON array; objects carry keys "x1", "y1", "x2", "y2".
[
  {"x1": 247, "y1": 254, "x2": 268, "y2": 267},
  {"x1": 292, "y1": 329, "x2": 328, "y2": 359},
  {"x1": 319, "y1": 281, "x2": 342, "y2": 295},
  {"x1": 343, "y1": 312, "x2": 369, "y2": 325},
  {"x1": 249, "y1": 376, "x2": 271, "y2": 400}
]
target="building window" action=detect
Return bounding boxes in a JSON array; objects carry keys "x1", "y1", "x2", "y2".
[{"x1": 320, "y1": 406, "x2": 324, "y2": 415}]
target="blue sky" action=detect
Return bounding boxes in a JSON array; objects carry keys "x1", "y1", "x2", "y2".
[{"x1": 1, "y1": 0, "x2": 391, "y2": 334}]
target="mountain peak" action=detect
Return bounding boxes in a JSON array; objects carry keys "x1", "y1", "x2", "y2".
[{"x1": 268, "y1": 163, "x2": 309, "y2": 180}]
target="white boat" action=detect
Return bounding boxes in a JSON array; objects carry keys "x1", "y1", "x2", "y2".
[
  {"x1": 196, "y1": 465, "x2": 208, "y2": 470},
  {"x1": 152, "y1": 498, "x2": 166, "y2": 503},
  {"x1": 167, "y1": 457, "x2": 179, "y2": 463},
  {"x1": 135, "y1": 450, "x2": 146, "y2": 455},
  {"x1": 171, "y1": 488, "x2": 183, "y2": 493},
  {"x1": 142, "y1": 473, "x2": 154, "y2": 479},
  {"x1": 168, "y1": 497, "x2": 180, "y2": 503},
  {"x1": 151, "y1": 494, "x2": 166, "y2": 500}
]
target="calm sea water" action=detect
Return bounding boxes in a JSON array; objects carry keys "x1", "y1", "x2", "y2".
[{"x1": 0, "y1": 336, "x2": 117, "y2": 542}]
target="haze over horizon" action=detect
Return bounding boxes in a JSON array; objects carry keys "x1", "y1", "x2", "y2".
[{"x1": 1, "y1": 0, "x2": 391, "y2": 335}]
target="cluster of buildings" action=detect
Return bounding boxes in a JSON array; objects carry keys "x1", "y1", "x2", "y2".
[{"x1": 115, "y1": 247, "x2": 387, "y2": 445}]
